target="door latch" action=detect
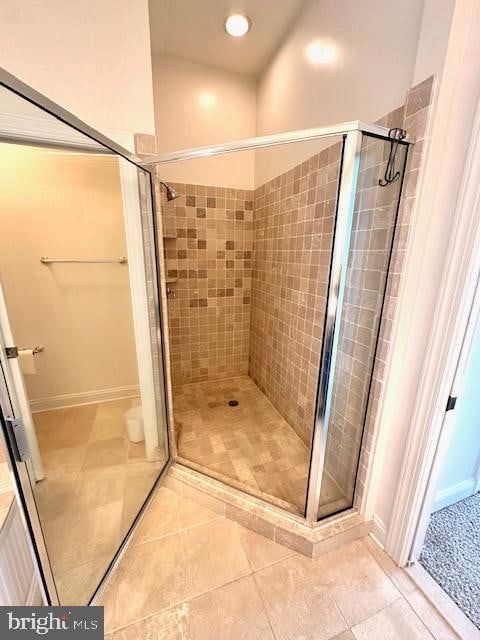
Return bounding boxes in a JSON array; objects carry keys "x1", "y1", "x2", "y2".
[
  {"x1": 5, "y1": 417, "x2": 30, "y2": 461},
  {"x1": 446, "y1": 395, "x2": 457, "y2": 411}
]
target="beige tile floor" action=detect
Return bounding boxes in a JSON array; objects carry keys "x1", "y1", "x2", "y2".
[
  {"x1": 99, "y1": 482, "x2": 460, "y2": 640},
  {"x1": 173, "y1": 376, "x2": 345, "y2": 515},
  {"x1": 32, "y1": 398, "x2": 164, "y2": 605}
]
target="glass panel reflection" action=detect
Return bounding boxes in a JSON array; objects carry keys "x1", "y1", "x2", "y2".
[
  {"x1": 318, "y1": 133, "x2": 408, "y2": 519},
  {"x1": 0, "y1": 84, "x2": 168, "y2": 603}
]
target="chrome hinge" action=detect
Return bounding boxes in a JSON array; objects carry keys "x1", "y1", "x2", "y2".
[
  {"x1": 446, "y1": 395, "x2": 457, "y2": 412},
  {"x1": 5, "y1": 346, "x2": 18, "y2": 359},
  {"x1": 5, "y1": 417, "x2": 30, "y2": 462}
]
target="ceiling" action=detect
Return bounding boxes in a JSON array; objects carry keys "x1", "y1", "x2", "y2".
[{"x1": 148, "y1": 0, "x2": 306, "y2": 76}]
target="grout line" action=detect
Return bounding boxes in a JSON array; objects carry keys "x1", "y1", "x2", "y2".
[
  {"x1": 173, "y1": 483, "x2": 181, "y2": 534},
  {"x1": 131, "y1": 512, "x2": 225, "y2": 549},
  {"x1": 236, "y1": 522, "x2": 256, "y2": 576},
  {"x1": 251, "y1": 551, "x2": 352, "y2": 639},
  {"x1": 321, "y1": 539, "x2": 405, "y2": 630},
  {"x1": 354, "y1": 539, "x2": 449, "y2": 638},
  {"x1": 236, "y1": 524, "x2": 297, "y2": 575},
  {"x1": 325, "y1": 593, "x2": 351, "y2": 637},
  {"x1": 250, "y1": 570, "x2": 278, "y2": 639},
  {"x1": 349, "y1": 596, "x2": 405, "y2": 631},
  {"x1": 108, "y1": 567, "x2": 254, "y2": 635},
  {"x1": 108, "y1": 515, "x2": 299, "y2": 634}
]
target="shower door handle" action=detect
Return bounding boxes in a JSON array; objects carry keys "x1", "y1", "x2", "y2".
[{"x1": 5, "y1": 417, "x2": 30, "y2": 462}]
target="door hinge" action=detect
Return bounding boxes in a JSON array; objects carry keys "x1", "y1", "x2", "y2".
[
  {"x1": 446, "y1": 395, "x2": 457, "y2": 411},
  {"x1": 5, "y1": 417, "x2": 30, "y2": 462},
  {"x1": 5, "y1": 346, "x2": 18, "y2": 359}
]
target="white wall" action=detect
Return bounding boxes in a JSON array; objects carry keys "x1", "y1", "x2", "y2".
[
  {"x1": 254, "y1": 0, "x2": 426, "y2": 184},
  {"x1": 152, "y1": 55, "x2": 256, "y2": 188},
  {"x1": 0, "y1": 145, "x2": 139, "y2": 409},
  {"x1": 433, "y1": 313, "x2": 480, "y2": 511},
  {"x1": 0, "y1": 0, "x2": 155, "y2": 141},
  {"x1": 256, "y1": 0, "x2": 424, "y2": 133},
  {"x1": 150, "y1": 1, "x2": 455, "y2": 188},
  {"x1": 252, "y1": 0, "x2": 457, "y2": 186},
  {"x1": 413, "y1": 0, "x2": 456, "y2": 85}
]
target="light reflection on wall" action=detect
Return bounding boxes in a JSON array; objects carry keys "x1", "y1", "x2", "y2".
[
  {"x1": 305, "y1": 39, "x2": 338, "y2": 66},
  {"x1": 198, "y1": 90, "x2": 217, "y2": 109}
]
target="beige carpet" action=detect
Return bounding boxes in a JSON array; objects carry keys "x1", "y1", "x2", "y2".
[{"x1": 419, "y1": 492, "x2": 480, "y2": 629}]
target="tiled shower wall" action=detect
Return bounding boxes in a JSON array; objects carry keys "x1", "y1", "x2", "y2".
[
  {"x1": 162, "y1": 184, "x2": 254, "y2": 385},
  {"x1": 249, "y1": 144, "x2": 343, "y2": 445}
]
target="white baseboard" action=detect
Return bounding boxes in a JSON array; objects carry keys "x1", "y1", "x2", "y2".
[
  {"x1": 30, "y1": 385, "x2": 140, "y2": 413},
  {"x1": 371, "y1": 514, "x2": 387, "y2": 546},
  {"x1": 433, "y1": 478, "x2": 477, "y2": 512}
]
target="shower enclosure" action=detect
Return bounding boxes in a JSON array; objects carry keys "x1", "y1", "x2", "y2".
[
  {"x1": 0, "y1": 66, "x2": 411, "y2": 607},
  {"x1": 143, "y1": 123, "x2": 410, "y2": 523}
]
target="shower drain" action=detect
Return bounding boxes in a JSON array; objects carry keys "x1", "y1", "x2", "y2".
[{"x1": 228, "y1": 400, "x2": 239, "y2": 407}]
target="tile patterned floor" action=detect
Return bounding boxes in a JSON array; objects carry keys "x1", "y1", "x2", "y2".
[
  {"x1": 32, "y1": 399, "x2": 163, "y2": 605},
  {"x1": 99, "y1": 481, "x2": 460, "y2": 640},
  {"x1": 173, "y1": 376, "x2": 345, "y2": 515}
]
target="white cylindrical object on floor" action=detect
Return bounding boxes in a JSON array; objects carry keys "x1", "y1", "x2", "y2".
[
  {"x1": 18, "y1": 350, "x2": 36, "y2": 375},
  {"x1": 125, "y1": 405, "x2": 144, "y2": 443}
]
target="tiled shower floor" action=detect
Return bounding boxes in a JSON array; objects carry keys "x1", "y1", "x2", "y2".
[{"x1": 173, "y1": 376, "x2": 344, "y2": 515}]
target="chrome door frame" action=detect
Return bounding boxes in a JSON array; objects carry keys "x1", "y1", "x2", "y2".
[
  {"x1": 0, "y1": 67, "x2": 137, "y2": 161},
  {"x1": 139, "y1": 121, "x2": 411, "y2": 165},
  {"x1": 304, "y1": 130, "x2": 362, "y2": 523}
]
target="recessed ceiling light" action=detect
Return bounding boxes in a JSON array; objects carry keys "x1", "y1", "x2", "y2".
[
  {"x1": 224, "y1": 13, "x2": 251, "y2": 37},
  {"x1": 306, "y1": 39, "x2": 337, "y2": 65}
]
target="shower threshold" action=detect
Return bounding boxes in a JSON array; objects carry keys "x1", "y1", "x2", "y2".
[{"x1": 173, "y1": 375, "x2": 346, "y2": 516}]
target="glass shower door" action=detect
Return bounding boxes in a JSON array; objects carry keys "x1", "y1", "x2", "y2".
[
  {"x1": 0, "y1": 82, "x2": 170, "y2": 605},
  {"x1": 314, "y1": 131, "x2": 409, "y2": 520}
]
